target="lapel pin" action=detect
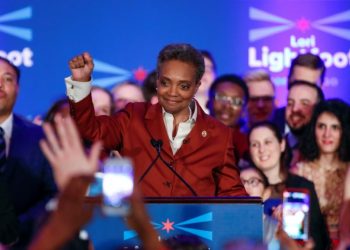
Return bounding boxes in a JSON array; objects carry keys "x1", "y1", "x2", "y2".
[{"x1": 201, "y1": 130, "x2": 207, "y2": 138}]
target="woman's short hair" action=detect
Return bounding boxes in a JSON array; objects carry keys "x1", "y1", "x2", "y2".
[
  {"x1": 157, "y1": 43, "x2": 205, "y2": 83},
  {"x1": 208, "y1": 74, "x2": 249, "y2": 104}
]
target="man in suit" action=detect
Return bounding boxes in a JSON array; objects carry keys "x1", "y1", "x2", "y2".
[
  {"x1": 0, "y1": 173, "x2": 19, "y2": 246},
  {"x1": 0, "y1": 57, "x2": 57, "y2": 247},
  {"x1": 66, "y1": 44, "x2": 247, "y2": 197}
]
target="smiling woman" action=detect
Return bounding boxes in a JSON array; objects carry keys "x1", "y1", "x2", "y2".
[
  {"x1": 156, "y1": 60, "x2": 199, "y2": 124},
  {"x1": 156, "y1": 44, "x2": 203, "y2": 128},
  {"x1": 292, "y1": 99, "x2": 350, "y2": 246},
  {"x1": 248, "y1": 121, "x2": 331, "y2": 249},
  {"x1": 65, "y1": 43, "x2": 247, "y2": 198}
]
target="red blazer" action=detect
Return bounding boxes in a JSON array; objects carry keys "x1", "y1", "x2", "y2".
[
  {"x1": 70, "y1": 95, "x2": 247, "y2": 197},
  {"x1": 231, "y1": 127, "x2": 249, "y2": 161}
]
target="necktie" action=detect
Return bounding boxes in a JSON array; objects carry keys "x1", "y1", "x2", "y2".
[{"x1": 0, "y1": 127, "x2": 7, "y2": 171}]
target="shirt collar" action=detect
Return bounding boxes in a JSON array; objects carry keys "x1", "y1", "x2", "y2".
[
  {"x1": 162, "y1": 100, "x2": 197, "y2": 122},
  {"x1": 0, "y1": 113, "x2": 13, "y2": 138},
  {"x1": 287, "y1": 131, "x2": 299, "y2": 149}
]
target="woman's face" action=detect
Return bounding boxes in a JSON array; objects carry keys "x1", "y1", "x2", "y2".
[
  {"x1": 240, "y1": 168, "x2": 265, "y2": 197},
  {"x1": 157, "y1": 60, "x2": 199, "y2": 116},
  {"x1": 249, "y1": 126, "x2": 285, "y2": 172},
  {"x1": 315, "y1": 112, "x2": 342, "y2": 155}
]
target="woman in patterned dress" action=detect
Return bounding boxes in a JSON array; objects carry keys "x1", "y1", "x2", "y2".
[{"x1": 292, "y1": 99, "x2": 350, "y2": 246}]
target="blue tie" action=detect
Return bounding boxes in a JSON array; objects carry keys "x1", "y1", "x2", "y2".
[{"x1": 0, "y1": 127, "x2": 6, "y2": 171}]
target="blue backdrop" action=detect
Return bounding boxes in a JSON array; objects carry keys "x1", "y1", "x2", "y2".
[{"x1": 1, "y1": 0, "x2": 349, "y2": 118}]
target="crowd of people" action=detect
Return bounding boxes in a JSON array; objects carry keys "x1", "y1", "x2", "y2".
[{"x1": 0, "y1": 42, "x2": 349, "y2": 250}]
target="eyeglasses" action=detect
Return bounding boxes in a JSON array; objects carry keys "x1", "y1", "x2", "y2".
[
  {"x1": 249, "y1": 96, "x2": 275, "y2": 103},
  {"x1": 241, "y1": 177, "x2": 263, "y2": 187},
  {"x1": 215, "y1": 94, "x2": 245, "y2": 108}
]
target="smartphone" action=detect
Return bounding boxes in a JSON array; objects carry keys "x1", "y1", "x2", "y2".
[
  {"x1": 282, "y1": 188, "x2": 310, "y2": 241},
  {"x1": 101, "y1": 157, "x2": 134, "y2": 216}
]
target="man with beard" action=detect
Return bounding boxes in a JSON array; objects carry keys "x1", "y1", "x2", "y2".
[
  {"x1": 286, "y1": 81, "x2": 324, "y2": 165},
  {"x1": 272, "y1": 53, "x2": 326, "y2": 134}
]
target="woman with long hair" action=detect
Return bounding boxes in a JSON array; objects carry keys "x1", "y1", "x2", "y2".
[
  {"x1": 293, "y1": 99, "x2": 350, "y2": 245},
  {"x1": 248, "y1": 121, "x2": 330, "y2": 250}
]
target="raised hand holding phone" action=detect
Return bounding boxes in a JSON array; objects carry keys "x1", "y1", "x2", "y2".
[
  {"x1": 102, "y1": 158, "x2": 134, "y2": 216},
  {"x1": 282, "y1": 189, "x2": 310, "y2": 242}
]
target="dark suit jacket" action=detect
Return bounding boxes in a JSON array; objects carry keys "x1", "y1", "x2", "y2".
[
  {"x1": 3, "y1": 115, "x2": 57, "y2": 247},
  {"x1": 271, "y1": 106, "x2": 286, "y2": 135},
  {"x1": 70, "y1": 95, "x2": 247, "y2": 197},
  {"x1": 286, "y1": 174, "x2": 331, "y2": 250},
  {"x1": 0, "y1": 173, "x2": 19, "y2": 245}
]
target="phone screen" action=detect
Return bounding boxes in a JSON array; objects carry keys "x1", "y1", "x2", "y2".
[
  {"x1": 87, "y1": 172, "x2": 104, "y2": 197},
  {"x1": 282, "y1": 189, "x2": 310, "y2": 241},
  {"x1": 102, "y1": 158, "x2": 134, "y2": 216}
]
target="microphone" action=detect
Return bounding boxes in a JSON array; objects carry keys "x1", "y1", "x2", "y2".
[
  {"x1": 154, "y1": 140, "x2": 197, "y2": 196},
  {"x1": 150, "y1": 139, "x2": 162, "y2": 153},
  {"x1": 138, "y1": 139, "x2": 162, "y2": 184}
]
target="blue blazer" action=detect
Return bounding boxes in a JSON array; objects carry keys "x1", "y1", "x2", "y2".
[{"x1": 2, "y1": 115, "x2": 57, "y2": 246}]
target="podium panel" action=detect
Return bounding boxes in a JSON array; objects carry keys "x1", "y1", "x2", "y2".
[{"x1": 85, "y1": 197, "x2": 263, "y2": 249}]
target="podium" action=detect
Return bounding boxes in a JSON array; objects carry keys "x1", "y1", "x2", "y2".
[{"x1": 85, "y1": 197, "x2": 263, "y2": 249}]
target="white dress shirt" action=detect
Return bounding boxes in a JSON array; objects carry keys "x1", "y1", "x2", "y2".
[
  {"x1": 0, "y1": 113, "x2": 13, "y2": 156},
  {"x1": 163, "y1": 103, "x2": 197, "y2": 154},
  {"x1": 65, "y1": 76, "x2": 91, "y2": 102}
]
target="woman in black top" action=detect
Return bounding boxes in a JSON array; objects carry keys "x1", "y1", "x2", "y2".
[{"x1": 248, "y1": 121, "x2": 330, "y2": 250}]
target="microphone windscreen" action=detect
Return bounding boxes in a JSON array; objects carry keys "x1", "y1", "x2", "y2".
[{"x1": 150, "y1": 139, "x2": 158, "y2": 148}]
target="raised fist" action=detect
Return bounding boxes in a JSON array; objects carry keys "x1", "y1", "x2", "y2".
[{"x1": 68, "y1": 52, "x2": 94, "y2": 82}]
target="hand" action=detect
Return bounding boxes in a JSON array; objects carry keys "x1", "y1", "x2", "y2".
[
  {"x1": 32, "y1": 115, "x2": 43, "y2": 126},
  {"x1": 125, "y1": 187, "x2": 165, "y2": 250},
  {"x1": 272, "y1": 204, "x2": 282, "y2": 222},
  {"x1": 68, "y1": 52, "x2": 94, "y2": 82},
  {"x1": 276, "y1": 223, "x2": 314, "y2": 250},
  {"x1": 52, "y1": 175, "x2": 95, "y2": 233},
  {"x1": 125, "y1": 187, "x2": 150, "y2": 231},
  {"x1": 40, "y1": 114, "x2": 102, "y2": 190},
  {"x1": 28, "y1": 175, "x2": 96, "y2": 250}
]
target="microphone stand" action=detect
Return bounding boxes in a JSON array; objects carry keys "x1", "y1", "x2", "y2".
[
  {"x1": 154, "y1": 140, "x2": 197, "y2": 196},
  {"x1": 138, "y1": 139, "x2": 161, "y2": 183}
]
